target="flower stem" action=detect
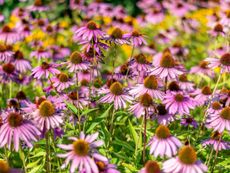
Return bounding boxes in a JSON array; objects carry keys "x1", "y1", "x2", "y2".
[
  {"x1": 142, "y1": 109, "x2": 147, "y2": 163},
  {"x1": 200, "y1": 75, "x2": 221, "y2": 134},
  {"x1": 210, "y1": 134, "x2": 222, "y2": 173},
  {"x1": 45, "y1": 131, "x2": 51, "y2": 173},
  {"x1": 125, "y1": 45, "x2": 135, "y2": 81}
]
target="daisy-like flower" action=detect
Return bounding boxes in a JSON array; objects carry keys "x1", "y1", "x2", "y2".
[
  {"x1": 99, "y1": 81, "x2": 132, "y2": 110},
  {"x1": 139, "y1": 160, "x2": 161, "y2": 173},
  {"x1": 0, "y1": 25, "x2": 20, "y2": 44},
  {"x1": 148, "y1": 125, "x2": 182, "y2": 158},
  {"x1": 209, "y1": 23, "x2": 226, "y2": 37},
  {"x1": 30, "y1": 47, "x2": 52, "y2": 60},
  {"x1": 66, "y1": 51, "x2": 90, "y2": 72},
  {"x1": 0, "y1": 63, "x2": 18, "y2": 83},
  {"x1": 163, "y1": 145, "x2": 207, "y2": 173},
  {"x1": 0, "y1": 44, "x2": 13, "y2": 63},
  {"x1": 219, "y1": 88, "x2": 230, "y2": 106},
  {"x1": 103, "y1": 27, "x2": 129, "y2": 45},
  {"x1": 13, "y1": 50, "x2": 31, "y2": 73},
  {"x1": 206, "y1": 53, "x2": 230, "y2": 73},
  {"x1": 163, "y1": 91, "x2": 196, "y2": 115},
  {"x1": 51, "y1": 73, "x2": 74, "y2": 92},
  {"x1": 202, "y1": 131, "x2": 230, "y2": 151},
  {"x1": 181, "y1": 116, "x2": 198, "y2": 128},
  {"x1": 57, "y1": 132, "x2": 108, "y2": 173},
  {"x1": 129, "y1": 53, "x2": 152, "y2": 73},
  {"x1": 206, "y1": 106, "x2": 230, "y2": 133},
  {"x1": 32, "y1": 99, "x2": 63, "y2": 130},
  {"x1": 129, "y1": 75, "x2": 164, "y2": 99},
  {"x1": 155, "y1": 104, "x2": 175, "y2": 125},
  {"x1": 93, "y1": 160, "x2": 120, "y2": 173},
  {"x1": 123, "y1": 30, "x2": 146, "y2": 47},
  {"x1": 207, "y1": 101, "x2": 223, "y2": 114},
  {"x1": 73, "y1": 21, "x2": 104, "y2": 42},
  {"x1": 129, "y1": 93, "x2": 155, "y2": 118},
  {"x1": 178, "y1": 74, "x2": 194, "y2": 91},
  {"x1": 150, "y1": 51, "x2": 183, "y2": 80},
  {"x1": 193, "y1": 86, "x2": 212, "y2": 106},
  {"x1": 190, "y1": 60, "x2": 215, "y2": 77},
  {"x1": 0, "y1": 110, "x2": 40, "y2": 151},
  {"x1": 31, "y1": 62, "x2": 60, "y2": 79},
  {"x1": 65, "y1": 91, "x2": 89, "y2": 110}
]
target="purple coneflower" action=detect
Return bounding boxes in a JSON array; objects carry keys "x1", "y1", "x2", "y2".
[
  {"x1": 181, "y1": 116, "x2": 198, "y2": 128},
  {"x1": 129, "y1": 53, "x2": 152, "y2": 74},
  {"x1": 148, "y1": 125, "x2": 182, "y2": 157},
  {"x1": 193, "y1": 86, "x2": 212, "y2": 106},
  {"x1": 31, "y1": 62, "x2": 60, "y2": 79},
  {"x1": 206, "y1": 53, "x2": 230, "y2": 73},
  {"x1": 0, "y1": 110, "x2": 40, "y2": 151},
  {"x1": 123, "y1": 30, "x2": 146, "y2": 47},
  {"x1": 139, "y1": 160, "x2": 161, "y2": 173},
  {"x1": 32, "y1": 99, "x2": 63, "y2": 130},
  {"x1": 0, "y1": 63, "x2": 18, "y2": 83},
  {"x1": 163, "y1": 145, "x2": 207, "y2": 173},
  {"x1": 129, "y1": 75, "x2": 164, "y2": 99},
  {"x1": 207, "y1": 101, "x2": 223, "y2": 114},
  {"x1": 30, "y1": 47, "x2": 52, "y2": 60},
  {"x1": 155, "y1": 104, "x2": 175, "y2": 125},
  {"x1": 178, "y1": 74, "x2": 194, "y2": 91},
  {"x1": 66, "y1": 51, "x2": 90, "y2": 72},
  {"x1": 99, "y1": 81, "x2": 132, "y2": 110},
  {"x1": 51, "y1": 73, "x2": 74, "y2": 92},
  {"x1": 202, "y1": 131, "x2": 230, "y2": 151},
  {"x1": 0, "y1": 25, "x2": 19, "y2": 44},
  {"x1": 190, "y1": 60, "x2": 215, "y2": 77},
  {"x1": 129, "y1": 93, "x2": 155, "y2": 118},
  {"x1": 163, "y1": 91, "x2": 196, "y2": 115},
  {"x1": 94, "y1": 160, "x2": 120, "y2": 173},
  {"x1": 74, "y1": 21, "x2": 104, "y2": 42},
  {"x1": 206, "y1": 106, "x2": 230, "y2": 133},
  {"x1": 57, "y1": 132, "x2": 107, "y2": 173},
  {"x1": 150, "y1": 51, "x2": 183, "y2": 80},
  {"x1": 103, "y1": 27, "x2": 129, "y2": 45},
  {"x1": 219, "y1": 88, "x2": 230, "y2": 106},
  {"x1": 13, "y1": 50, "x2": 31, "y2": 73},
  {"x1": 0, "y1": 44, "x2": 13, "y2": 63},
  {"x1": 65, "y1": 91, "x2": 89, "y2": 110}
]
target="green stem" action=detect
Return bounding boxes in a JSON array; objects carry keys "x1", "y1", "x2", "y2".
[
  {"x1": 210, "y1": 134, "x2": 222, "y2": 173},
  {"x1": 142, "y1": 109, "x2": 147, "y2": 163},
  {"x1": 45, "y1": 131, "x2": 51, "y2": 173}
]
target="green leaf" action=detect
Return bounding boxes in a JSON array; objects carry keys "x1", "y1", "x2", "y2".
[
  {"x1": 64, "y1": 101, "x2": 78, "y2": 114},
  {"x1": 98, "y1": 104, "x2": 113, "y2": 118},
  {"x1": 128, "y1": 120, "x2": 138, "y2": 147}
]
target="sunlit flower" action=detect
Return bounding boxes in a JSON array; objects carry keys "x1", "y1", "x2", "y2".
[
  {"x1": 57, "y1": 132, "x2": 107, "y2": 173},
  {"x1": 163, "y1": 91, "x2": 196, "y2": 115},
  {"x1": 51, "y1": 73, "x2": 74, "y2": 91},
  {"x1": 163, "y1": 146, "x2": 207, "y2": 173},
  {"x1": 31, "y1": 62, "x2": 60, "y2": 79},
  {"x1": 0, "y1": 44, "x2": 13, "y2": 63},
  {"x1": 99, "y1": 81, "x2": 132, "y2": 110},
  {"x1": 32, "y1": 99, "x2": 63, "y2": 130},
  {"x1": 139, "y1": 160, "x2": 161, "y2": 173},
  {"x1": 74, "y1": 21, "x2": 104, "y2": 42},
  {"x1": 148, "y1": 125, "x2": 182, "y2": 157},
  {"x1": 206, "y1": 53, "x2": 230, "y2": 73},
  {"x1": 66, "y1": 51, "x2": 90, "y2": 72},
  {"x1": 0, "y1": 110, "x2": 40, "y2": 151},
  {"x1": 13, "y1": 50, "x2": 31, "y2": 73},
  {"x1": 206, "y1": 106, "x2": 230, "y2": 133},
  {"x1": 123, "y1": 30, "x2": 146, "y2": 47},
  {"x1": 202, "y1": 131, "x2": 230, "y2": 151}
]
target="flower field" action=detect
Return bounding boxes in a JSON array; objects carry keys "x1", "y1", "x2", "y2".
[{"x1": 0, "y1": 0, "x2": 230, "y2": 173}]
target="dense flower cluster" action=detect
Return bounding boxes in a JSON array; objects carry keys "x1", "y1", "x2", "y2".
[{"x1": 0, "y1": 0, "x2": 229, "y2": 173}]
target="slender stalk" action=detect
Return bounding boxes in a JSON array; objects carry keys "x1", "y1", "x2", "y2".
[
  {"x1": 109, "y1": 106, "x2": 116, "y2": 135},
  {"x1": 210, "y1": 134, "x2": 222, "y2": 173},
  {"x1": 45, "y1": 131, "x2": 51, "y2": 173},
  {"x1": 200, "y1": 75, "x2": 221, "y2": 134},
  {"x1": 206, "y1": 146, "x2": 214, "y2": 166},
  {"x1": 9, "y1": 81, "x2": 12, "y2": 98},
  {"x1": 125, "y1": 45, "x2": 135, "y2": 80},
  {"x1": 142, "y1": 109, "x2": 147, "y2": 163}
]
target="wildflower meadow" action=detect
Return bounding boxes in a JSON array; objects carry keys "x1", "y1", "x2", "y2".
[{"x1": 0, "y1": 0, "x2": 230, "y2": 173}]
